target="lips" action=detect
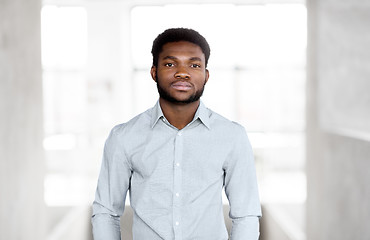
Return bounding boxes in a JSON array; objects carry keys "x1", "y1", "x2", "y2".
[{"x1": 171, "y1": 81, "x2": 192, "y2": 91}]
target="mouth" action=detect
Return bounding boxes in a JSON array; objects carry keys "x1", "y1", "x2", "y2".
[{"x1": 171, "y1": 81, "x2": 192, "y2": 91}]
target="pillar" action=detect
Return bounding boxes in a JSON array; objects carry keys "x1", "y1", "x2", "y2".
[
  {"x1": 306, "y1": 0, "x2": 370, "y2": 239},
  {"x1": 0, "y1": 0, "x2": 45, "y2": 238}
]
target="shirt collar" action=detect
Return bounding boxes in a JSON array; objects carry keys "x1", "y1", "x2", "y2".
[
  {"x1": 150, "y1": 101, "x2": 164, "y2": 128},
  {"x1": 194, "y1": 101, "x2": 211, "y2": 129},
  {"x1": 150, "y1": 100, "x2": 211, "y2": 129}
]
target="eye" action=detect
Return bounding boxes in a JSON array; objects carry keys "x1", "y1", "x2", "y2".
[
  {"x1": 164, "y1": 63, "x2": 174, "y2": 67},
  {"x1": 191, "y1": 64, "x2": 201, "y2": 68}
]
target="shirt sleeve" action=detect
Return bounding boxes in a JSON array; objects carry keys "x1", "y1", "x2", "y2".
[
  {"x1": 224, "y1": 125, "x2": 262, "y2": 240},
  {"x1": 91, "y1": 125, "x2": 132, "y2": 240}
]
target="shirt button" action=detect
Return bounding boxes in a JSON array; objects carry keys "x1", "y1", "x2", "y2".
[
  {"x1": 178, "y1": 132, "x2": 182, "y2": 136},
  {"x1": 175, "y1": 221, "x2": 179, "y2": 226},
  {"x1": 175, "y1": 192, "x2": 180, "y2": 197},
  {"x1": 176, "y1": 162, "x2": 180, "y2": 167}
]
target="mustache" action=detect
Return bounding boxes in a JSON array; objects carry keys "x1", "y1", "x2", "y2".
[{"x1": 155, "y1": 75, "x2": 206, "y2": 104}]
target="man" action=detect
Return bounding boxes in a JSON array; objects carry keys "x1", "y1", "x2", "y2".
[{"x1": 92, "y1": 28, "x2": 262, "y2": 240}]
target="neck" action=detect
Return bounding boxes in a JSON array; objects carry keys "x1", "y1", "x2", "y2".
[{"x1": 159, "y1": 98, "x2": 200, "y2": 130}]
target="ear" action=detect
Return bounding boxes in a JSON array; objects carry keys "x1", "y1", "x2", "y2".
[
  {"x1": 204, "y1": 69, "x2": 210, "y2": 85},
  {"x1": 150, "y1": 66, "x2": 157, "y2": 82}
]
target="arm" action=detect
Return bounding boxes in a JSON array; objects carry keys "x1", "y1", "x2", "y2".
[
  {"x1": 92, "y1": 125, "x2": 132, "y2": 240},
  {"x1": 224, "y1": 126, "x2": 262, "y2": 240}
]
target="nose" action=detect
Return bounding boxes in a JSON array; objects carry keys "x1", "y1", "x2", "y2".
[{"x1": 174, "y1": 66, "x2": 190, "y2": 79}]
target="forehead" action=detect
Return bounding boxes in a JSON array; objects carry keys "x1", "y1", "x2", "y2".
[{"x1": 159, "y1": 41, "x2": 205, "y2": 61}]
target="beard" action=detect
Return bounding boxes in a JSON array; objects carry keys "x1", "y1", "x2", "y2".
[{"x1": 156, "y1": 75, "x2": 206, "y2": 104}]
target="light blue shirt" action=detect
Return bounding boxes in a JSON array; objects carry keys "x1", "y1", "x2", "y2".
[{"x1": 92, "y1": 101, "x2": 262, "y2": 240}]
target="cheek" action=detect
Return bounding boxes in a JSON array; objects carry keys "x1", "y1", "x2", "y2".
[
  {"x1": 156, "y1": 73, "x2": 170, "y2": 86},
  {"x1": 157, "y1": 69, "x2": 172, "y2": 78},
  {"x1": 158, "y1": 71, "x2": 176, "y2": 83}
]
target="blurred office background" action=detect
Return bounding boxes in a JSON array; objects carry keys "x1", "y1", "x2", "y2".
[{"x1": 0, "y1": 0, "x2": 369, "y2": 239}]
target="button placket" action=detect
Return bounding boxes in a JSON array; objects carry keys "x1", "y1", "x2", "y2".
[{"x1": 173, "y1": 131, "x2": 183, "y2": 239}]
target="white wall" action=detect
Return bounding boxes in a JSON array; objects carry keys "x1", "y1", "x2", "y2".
[
  {"x1": 307, "y1": 0, "x2": 370, "y2": 239},
  {"x1": 0, "y1": 0, "x2": 45, "y2": 239}
]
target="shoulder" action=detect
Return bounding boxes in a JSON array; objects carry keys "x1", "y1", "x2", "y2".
[
  {"x1": 108, "y1": 107, "x2": 153, "y2": 139},
  {"x1": 208, "y1": 108, "x2": 247, "y2": 136}
]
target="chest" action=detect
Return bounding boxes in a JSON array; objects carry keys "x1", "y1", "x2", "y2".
[{"x1": 126, "y1": 127, "x2": 233, "y2": 180}]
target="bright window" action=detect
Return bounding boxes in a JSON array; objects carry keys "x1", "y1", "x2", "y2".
[
  {"x1": 41, "y1": 2, "x2": 307, "y2": 208},
  {"x1": 41, "y1": 6, "x2": 89, "y2": 205}
]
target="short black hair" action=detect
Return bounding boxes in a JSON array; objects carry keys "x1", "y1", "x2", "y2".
[{"x1": 151, "y1": 28, "x2": 211, "y2": 67}]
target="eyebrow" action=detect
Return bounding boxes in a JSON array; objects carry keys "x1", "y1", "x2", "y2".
[
  {"x1": 162, "y1": 56, "x2": 177, "y2": 61},
  {"x1": 162, "y1": 56, "x2": 202, "y2": 62},
  {"x1": 189, "y1": 57, "x2": 202, "y2": 62}
]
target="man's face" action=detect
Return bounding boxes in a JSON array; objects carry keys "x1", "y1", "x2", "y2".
[{"x1": 151, "y1": 41, "x2": 209, "y2": 104}]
